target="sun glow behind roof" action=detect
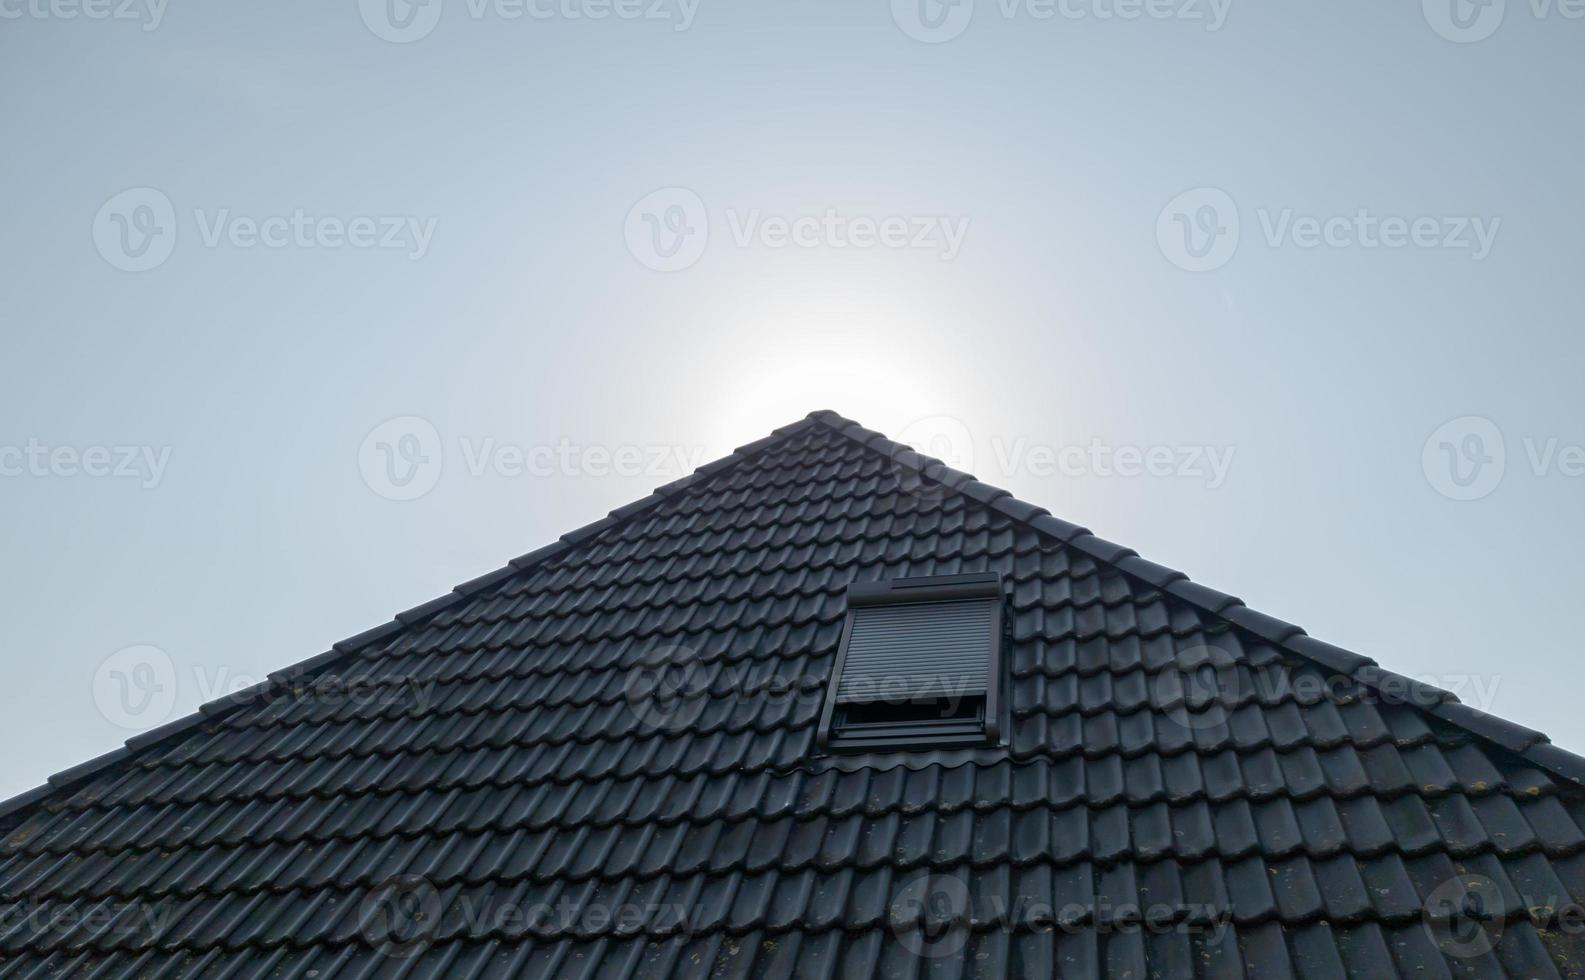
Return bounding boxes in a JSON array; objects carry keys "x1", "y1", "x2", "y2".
[{"x1": 700, "y1": 307, "x2": 981, "y2": 457}]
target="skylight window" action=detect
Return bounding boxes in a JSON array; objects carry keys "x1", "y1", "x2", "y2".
[{"x1": 817, "y1": 573, "x2": 1006, "y2": 751}]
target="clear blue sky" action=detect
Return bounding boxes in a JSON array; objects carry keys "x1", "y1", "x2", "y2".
[{"x1": 1, "y1": 0, "x2": 1581, "y2": 799}]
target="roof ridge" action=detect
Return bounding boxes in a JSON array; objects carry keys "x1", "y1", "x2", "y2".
[
  {"x1": 802, "y1": 409, "x2": 1585, "y2": 788},
  {"x1": 0, "y1": 415, "x2": 829, "y2": 826}
]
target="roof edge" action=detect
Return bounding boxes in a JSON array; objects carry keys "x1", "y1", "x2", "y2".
[
  {"x1": 803, "y1": 409, "x2": 1585, "y2": 789},
  {"x1": 0, "y1": 415, "x2": 825, "y2": 827}
]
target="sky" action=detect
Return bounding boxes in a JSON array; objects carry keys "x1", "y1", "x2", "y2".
[{"x1": 0, "y1": 0, "x2": 1581, "y2": 800}]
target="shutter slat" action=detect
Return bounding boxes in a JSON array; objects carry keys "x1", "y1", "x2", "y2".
[{"x1": 834, "y1": 598, "x2": 997, "y2": 703}]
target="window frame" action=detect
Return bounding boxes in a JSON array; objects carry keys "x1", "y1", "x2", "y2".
[{"x1": 816, "y1": 572, "x2": 1006, "y2": 753}]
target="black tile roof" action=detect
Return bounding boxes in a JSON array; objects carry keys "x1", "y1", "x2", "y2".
[{"x1": 4, "y1": 410, "x2": 1585, "y2": 978}]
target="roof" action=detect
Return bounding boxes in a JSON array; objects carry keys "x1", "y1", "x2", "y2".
[{"x1": 3, "y1": 409, "x2": 1585, "y2": 978}]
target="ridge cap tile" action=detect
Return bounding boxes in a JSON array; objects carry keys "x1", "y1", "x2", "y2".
[
  {"x1": 559, "y1": 515, "x2": 620, "y2": 546},
  {"x1": 991, "y1": 497, "x2": 1049, "y2": 523},
  {"x1": 1350, "y1": 666, "x2": 1455, "y2": 709},
  {"x1": 329, "y1": 621, "x2": 404, "y2": 656},
  {"x1": 47, "y1": 748, "x2": 131, "y2": 789},
  {"x1": 508, "y1": 540, "x2": 572, "y2": 569},
  {"x1": 1064, "y1": 533, "x2": 1138, "y2": 565},
  {"x1": 1429, "y1": 702, "x2": 1547, "y2": 754},
  {"x1": 607, "y1": 494, "x2": 665, "y2": 522},
  {"x1": 1163, "y1": 578, "x2": 1243, "y2": 613},
  {"x1": 453, "y1": 565, "x2": 520, "y2": 597},
  {"x1": 1027, "y1": 513, "x2": 1088, "y2": 542},
  {"x1": 1286, "y1": 635, "x2": 1376, "y2": 675},
  {"x1": 1221, "y1": 606, "x2": 1307, "y2": 646},
  {"x1": 1111, "y1": 556, "x2": 1186, "y2": 590},
  {"x1": 1523, "y1": 743, "x2": 1585, "y2": 787},
  {"x1": 395, "y1": 593, "x2": 465, "y2": 626}
]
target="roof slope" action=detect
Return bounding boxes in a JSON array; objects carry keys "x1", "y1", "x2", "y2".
[{"x1": 3, "y1": 411, "x2": 1585, "y2": 978}]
